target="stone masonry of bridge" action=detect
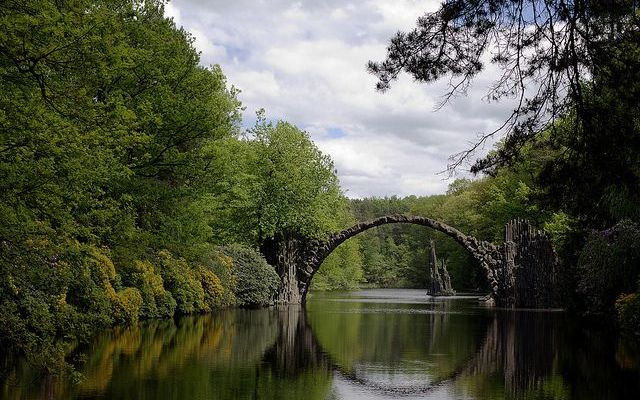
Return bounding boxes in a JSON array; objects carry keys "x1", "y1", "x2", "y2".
[{"x1": 268, "y1": 214, "x2": 557, "y2": 308}]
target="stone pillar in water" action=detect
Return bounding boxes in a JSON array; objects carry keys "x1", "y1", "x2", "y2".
[
  {"x1": 273, "y1": 239, "x2": 303, "y2": 304},
  {"x1": 439, "y1": 259, "x2": 455, "y2": 295},
  {"x1": 427, "y1": 239, "x2": 456, "y2": 296},
  {"x1": 427, "y1": 239, "x2": 444, "y2": 295}
]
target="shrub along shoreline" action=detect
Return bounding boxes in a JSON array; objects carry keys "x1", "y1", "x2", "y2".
[{"x1": 1, "y1": 242, "x2": 280, "y2": 373}]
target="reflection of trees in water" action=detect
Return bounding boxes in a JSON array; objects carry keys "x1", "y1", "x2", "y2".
[
  {"x1": 3, "y1": 303, "x2": 639, "y2": 400},
  {"x1": 459, "y1": 311, "x2": 640, "y2": 400},
  {"x1": 557, "y1": 328, "x2": 640, "y2": 400},
  {"x1": 1, "y1": 310, "x2": 282, "y2": 400},
  {"x1": 262, "y1": 304, "x2": 461, "y2": 395},
  {"x1": 1, "y1": 307, "x2": 337, "y2": 400},
  {"x1": 305, "y1": 301, "x2": 625, "y2": 399},
  {"x1": 99, "y1": 306, "x2": 640, "y2": 399},
  {"x1": 84, "y1": 309, "x2": 281, "y2": 396},
  {"x1": 263, "y1": 304, "x2": 464, "y2": 395},
  {"x1": 305, "y1": 299, "x2": 487, "y2": 395},
  {"x1": 304, "y1": 305, "x2": 567, "y2": 397},
  {"x1": 262, "y1": 306, "x2": 330, "y2": 375},
  {"x1": 2, "y1": 305, "x2": 550, "y2": 399},
  {"x1": 461, "y1": 311, "x2": 560, "y2": 399}
]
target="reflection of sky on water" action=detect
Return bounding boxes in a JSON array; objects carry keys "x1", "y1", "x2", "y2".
[
  {"x1": 329, "y1": 372, "x2": 459, "y2": 400},
  {"x1": 324, "y1": 308, "x2": 463, "y2": 314}
]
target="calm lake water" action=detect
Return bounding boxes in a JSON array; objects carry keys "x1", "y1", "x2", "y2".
[{"x1": 2, "y1": 289, "x2": 640, "y2": 399}]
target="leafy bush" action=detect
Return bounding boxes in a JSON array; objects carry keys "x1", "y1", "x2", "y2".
[
  {"x1": 219, "y1": 244, "x2": 279, "y2": 307},
  {"x1": 200, "y1": 250, "x2": 237, "y2": 307},
  {"x1": 197, "y1": 266, "x2": 225, "y2": 311},
  {"x1": 65, "y1": 245, "x2": 120, "y2": 330},
  {"x1": 120, "y1": 260, "x2": 176, "y2": 319},
  {"x1": 156, "y1": 250, "x2": 205, "y2": 314},
  {"x1": 616, "y1": 292, "x2": 640, "y2": 337},
  {"x1": 113, "y1": 288, "x2": 143, "y2": 324},
  {"x1": 0, "y1": 241, "x2": 122, "y2": 371},
  {"x1": 0, "y1": 243, "x2": 71, "y2": 372},
  {"x1": 577, "y1": 220, "x2": 640, "y2": 316}
]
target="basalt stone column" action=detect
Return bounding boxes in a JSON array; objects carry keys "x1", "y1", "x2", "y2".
[
  {"x1": 504, "y1": 219, "x2": 558, "y2": 308},
  {"x1": 498, "y1": 240, "x2": 517, "y2": 307},
  {"x1": 427, "y1": 239, "x2": 455, "y2": 296},
  {"x1": 427, "y1": 239, "x2": 444, "y2": 295},
  {"x1": 273, "y1": 239, "x2": 304, "y2": 304},
  {"x1": 440, "y1": 260, "x2": 455, "y2": 295}
]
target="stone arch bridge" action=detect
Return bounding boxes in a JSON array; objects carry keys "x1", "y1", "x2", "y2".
[{"x1": 264, "y1": 214, "x2": 557, "y2": 308}]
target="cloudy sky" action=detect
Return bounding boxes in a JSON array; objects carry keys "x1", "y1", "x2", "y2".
[{"x1": 165, "y1": 0, "x2": 515, "y2": 198}]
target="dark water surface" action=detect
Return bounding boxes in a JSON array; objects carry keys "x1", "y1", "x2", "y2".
[{"x1": 2, "y1": 289, "x2": 639, "y2": 399}]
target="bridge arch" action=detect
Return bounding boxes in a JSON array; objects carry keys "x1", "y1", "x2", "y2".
[
  {"x1": 271, "y1": 215, "x2": 556, "y2": 308},
  {"x1": 294, "y1": 214, "x2": 506, "y2": 304}
]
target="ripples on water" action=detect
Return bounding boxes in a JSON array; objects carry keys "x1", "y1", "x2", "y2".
[{"x1": 2, "y1": 289, "x2": 639, "y2": 399}]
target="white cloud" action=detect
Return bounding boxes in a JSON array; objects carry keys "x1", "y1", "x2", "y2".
[
  {"x1": 164, "y1": 2, "x2": 180, "y2": 23},
  {"x1": 167, "y1": 0, "x2": 514, "y2": 197},
  {"x1": 282, "y1": 2, "x2": 306, "y2": 20},
  {"x1": 190, "y1": 28, "x2": 227, "y2": 60},
  {"x1": 330, "y1": 8, "x2": 348, "y2": 20},
  {"x1": 233, "y1": 70, "x2": 281, "y2": 100},
  {"x1": 368, "y1": 0, "x2": 440, "y2": 31}
]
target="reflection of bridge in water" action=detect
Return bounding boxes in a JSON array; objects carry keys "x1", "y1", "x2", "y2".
[
  {"x1": 263, "y1": 303, "x2": 560, "y2": 397},
  {"x1": 5, "y1": 297, "x2": 638, "y2": 400}
]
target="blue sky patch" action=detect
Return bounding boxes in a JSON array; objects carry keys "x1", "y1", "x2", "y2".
[{"x1": 326, "y1": 127, "x2": 346, "y2": 139}]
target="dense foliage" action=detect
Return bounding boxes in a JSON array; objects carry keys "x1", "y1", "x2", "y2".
[
  {"x1": 0, "y1": 0, "x2": 357, "y2": 371},
  {"x1": 2, "y1": 0, "x2": 639, "y2": 376},
  {"x1": 577, "y1": 221, "x2": 640, "y2": 316}
]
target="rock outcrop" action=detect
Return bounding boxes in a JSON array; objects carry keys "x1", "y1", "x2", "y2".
[{"x1": 426, "y1": 239, "x2": 455, "y2": 296}]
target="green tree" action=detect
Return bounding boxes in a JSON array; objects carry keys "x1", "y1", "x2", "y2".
[
  {"x1": 0, "y1": 0, "x2": 241, "y2": 370},
  {"x1": 251, "y1": 118, "x2": 344, "y2": 242}
]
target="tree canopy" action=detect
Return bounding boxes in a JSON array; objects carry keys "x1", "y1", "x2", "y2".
[{"x1": 368, "y1": 0, "x2": 640, "y2": 204}]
